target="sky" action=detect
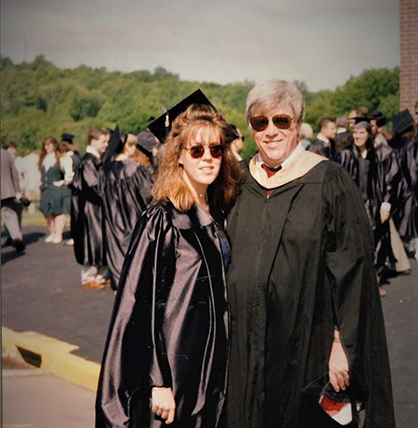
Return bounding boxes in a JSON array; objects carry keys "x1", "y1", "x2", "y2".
[{"x1": 1, "y1": 0, "x2": 399, "y2": 92}]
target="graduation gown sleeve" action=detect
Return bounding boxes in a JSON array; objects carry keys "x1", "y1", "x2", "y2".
[
  {"x1": 96, "y1": 205, "x2": 175, "y2": 427},
  {"x1": 80, "y1": 156, "x2": 102, "y2": 205}
]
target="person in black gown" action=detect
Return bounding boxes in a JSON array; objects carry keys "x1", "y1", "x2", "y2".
[
  {"x1": 226, "y1": 80, "x2": 395, "y2": 428},
  {"x1": 96, "y1": 90, "x2": 241, "y2": 427},
  {"x1": 99, "y1": 132, "x2": 154, "y2": 291},
  {"x1": 390, "y1": 109, "x2": 418, "y2": 259},
  {"x1": 335, "y1": 121, "x2": 404, "y2": 287},
  {"x1": 71, "y1": 129, "x2": 109, "y2": 290}
]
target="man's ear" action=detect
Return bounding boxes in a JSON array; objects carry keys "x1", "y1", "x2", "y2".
[{"x1": 296, "y1": 123, "x2": 302, "y2": 137}]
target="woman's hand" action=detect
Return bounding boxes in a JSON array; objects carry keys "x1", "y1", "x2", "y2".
[
  {"x1": 151, "y1": 387, "x2": 176, "y2": 425},
  {"x1": 328, "y1": 331, "x2": 350, "y2": 392}
]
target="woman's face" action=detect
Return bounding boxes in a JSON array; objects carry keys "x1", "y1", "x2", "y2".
[
  {"x1": 250, "y1": 104, "x2": 300, "y2": 168},
  {"x1": 353, "y1": 128, "x2": 369, "y2": 149},
  {"x1": 124, "y1": 142, "x2": 137, "y2": 158},
  {"x1": 44, "y1": 141, "x2": 55, "y2": 154},
  {"x1": 179, "y1": 126, "x2": 223, "y2": 194}
]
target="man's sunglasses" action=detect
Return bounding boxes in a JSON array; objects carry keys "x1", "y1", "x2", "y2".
[
  {"x1": 250, "y1": 114, "x2": 294, "y2": 132},
  {"x1": 183, "y1": 144, "x2": 223, "y2": 159}
]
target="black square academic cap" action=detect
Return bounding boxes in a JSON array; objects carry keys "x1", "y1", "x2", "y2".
[
  {"x1": 367, "y1": 110, "x2": 386, "y2": 127},
  {"x1": 102, "y1": 125, "x2": 123, "y2": 164},
  {"x1": 392, "y1": 109, "x2": 414, "y2": 135},
  {"x1": 61, "y1": 133, "x2": 75, "y2": 143},
  {"x1": 147, "y1": 89, "x2": 216, "y2": 144},
  {"x1": 137, "y1": 131, "x2": 158, "y2": 156}
]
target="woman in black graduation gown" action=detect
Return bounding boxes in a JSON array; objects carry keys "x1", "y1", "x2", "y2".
[
  {"x1": 99, "y1": 133, "x2": 154, "y2": 290},
  {"x1": 96, "y1": 92, "x2": 241, "y2": 428},
  {"x1": 334, "y1": 121, "x2": 397, "y2": 285}
]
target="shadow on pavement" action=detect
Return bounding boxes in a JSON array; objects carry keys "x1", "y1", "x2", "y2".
[
  {"x1": 1, "y1": 248, "x2": 26, "y2": 266},
  {"x1": 24, "y1": 231, "x2": 46, "y2": 246}
]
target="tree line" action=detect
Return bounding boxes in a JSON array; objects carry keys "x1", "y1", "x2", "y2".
[{"x1": 1, "y1": 55, "x2": 400, "y2": 157}]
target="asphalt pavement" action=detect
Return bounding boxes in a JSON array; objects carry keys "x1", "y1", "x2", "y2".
[{"x1": 1, "y1": 225, "x2": 418, "y2": 427}]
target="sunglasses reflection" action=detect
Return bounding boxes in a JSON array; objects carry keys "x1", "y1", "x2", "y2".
[{"x1": 250, "y1": 114, "x2": 294, "y2": 132}]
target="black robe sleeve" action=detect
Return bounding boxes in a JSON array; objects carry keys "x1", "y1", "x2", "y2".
[
  {"x1": 96, "y1": 205, "x2": 175, "y2": 427},
  {"x1": 323, "y1": 165, "x2": 376, "y2": 367},
  {"x1": 80, "y1": 156, "x2": 102, "y2": 205}
]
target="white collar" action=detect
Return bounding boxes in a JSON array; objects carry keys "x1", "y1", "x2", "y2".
[
  {"x1": 86, "y1": 145, "x2": 101, "y2": 158},
  {"x1": 249, "y1": 144, "x2": 326, "y2": 190},
  {"x1": 316, "y1": 133, "x2": 330, "y2": 144},
  {"x1": 254, "y1": 142, "x2": 306, "y2": 172},
  {"x1": 42, "y1": 152, "x2": 57, "y2": 171}
]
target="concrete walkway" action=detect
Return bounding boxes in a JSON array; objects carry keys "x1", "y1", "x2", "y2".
[{"x1": 3, "y1": 368, "x2": 96, "y2": 428}]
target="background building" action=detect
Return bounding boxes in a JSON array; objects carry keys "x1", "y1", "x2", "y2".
[{"x1": 400, "y1": 0, "x2": 418, "y2": 120}]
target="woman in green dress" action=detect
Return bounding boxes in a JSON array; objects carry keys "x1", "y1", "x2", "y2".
[{"x1": 38, "y1": 137, "x2": 73, "y2": 244}]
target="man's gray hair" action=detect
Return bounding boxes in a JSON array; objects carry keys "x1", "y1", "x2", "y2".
[{"x1": 245, "y1": 80, "x2": 305, "y2": 124}]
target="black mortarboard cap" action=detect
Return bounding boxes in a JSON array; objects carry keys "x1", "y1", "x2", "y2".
[
  {"x1": 61, "y1": 133, "x2": 75, "y2": 143},
  {"x1": 102, "y1": 125, "x2": 123, "y2": 164},
  {"x1": 147, "y1": 89, "x2": 216, "y2": 144},
  {"x1": 392, "y1": 109, "x2": 415, "y2": 135},
  {"x1": 137, "y1": 131, "x2": 158, "y2": 155},
  {"x1": 368, "y1": 110, "x2": 386, "y2": 127},
  {"x1": 354, "y1": 116, "x2": 371, "y2": 124}
]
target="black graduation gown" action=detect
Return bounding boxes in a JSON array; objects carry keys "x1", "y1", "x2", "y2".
[
  {"x1": 400, "y1": 136, "x2": 418, "y2": 238},
  {"x1": 226, "y1": 159, "x2": 395, "y2": 428},
  {"x1": 96, "y1": 202, "x2": 229, "y2": 428},
  {"x1": 71, "y1": 153, "x2": 106, "y2": 266},
  {"x1": 334, "y1": 145, "x2": 395, "y2": 275},
  {"x1": 99, "y1": 159, "x2": 154, "y2": 290}
]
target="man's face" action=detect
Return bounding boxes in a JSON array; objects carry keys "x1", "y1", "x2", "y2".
[
  {"x1": 91, "y1": 134, "x2": 108, "y2": 154},
  {"x1": 7, "y1": 147, "x2": 17, "y2": 157},
  {"x1": 250, "y1": 105, "x2": 300, "y2": 167},
  {"x1": 370, "y1": 119, "x2": 378, "y2": 136},
  {"x1": 232, "y1": 130, "x2": 244, "y2": 154},
  {"x1": 322, "y1": 122, "x2": 337, "y2": 139}
]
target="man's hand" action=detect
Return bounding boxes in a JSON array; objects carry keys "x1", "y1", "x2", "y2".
[
  {"x1": 151, "y1": 387, "x2": 176, "y2": 425},
  {"x1": 329, "y1": 331, "x2": 350, "y2": 392}
]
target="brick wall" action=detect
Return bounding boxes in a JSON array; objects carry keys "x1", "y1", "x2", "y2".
[{"x1": 400, "y1": 0, "x2": 418, "y2": 121}]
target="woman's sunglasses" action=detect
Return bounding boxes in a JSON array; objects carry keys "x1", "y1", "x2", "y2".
[
  {"x1": 250, "y1": 114, "x2": 294, "y2": 132},
  {"x1": 183, "y1": 144, "x2": 223, "y2": 159}
]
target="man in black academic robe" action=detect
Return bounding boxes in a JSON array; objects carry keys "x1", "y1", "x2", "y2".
[
  {"x1": 308, "y1": 117, "x2": 337, "y2": 159},
  {"x1": 72, "y1": 129, "x2": 109, "y2": 290},
  {"x1": 226, "y1": 80, "x2": 395, "y2": 428}
]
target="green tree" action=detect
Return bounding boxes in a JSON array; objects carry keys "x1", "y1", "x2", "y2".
[{"x1": 331, "y1": 67, "x2": 399, "y2": 115}]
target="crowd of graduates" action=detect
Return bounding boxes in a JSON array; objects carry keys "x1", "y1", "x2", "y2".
[
  {"x1": 303, "y1": 105, "x2": 418, "y2": 296},
  {"x1": 2, "y1": 102, "x2": 418, "y2": 298}
]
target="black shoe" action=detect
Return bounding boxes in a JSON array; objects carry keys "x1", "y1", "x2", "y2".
[
  {"x1": 13, "y1": 239, "x2": 25, "y2": 252},
  {"x1": 4, "y1": 238, "x2": 13, "y2": 246}
]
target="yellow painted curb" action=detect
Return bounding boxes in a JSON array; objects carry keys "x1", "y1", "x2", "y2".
[{"x1": 2, "y1": 327, "x2": 100, "y2": 391}]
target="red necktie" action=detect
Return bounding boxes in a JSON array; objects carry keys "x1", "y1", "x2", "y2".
[{"x1": 261, "y1": 164, "x2": 282, "y2": 196}]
